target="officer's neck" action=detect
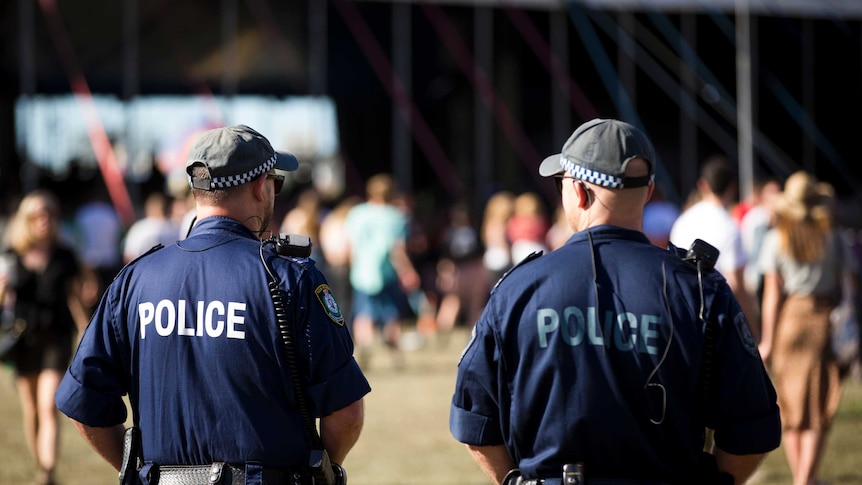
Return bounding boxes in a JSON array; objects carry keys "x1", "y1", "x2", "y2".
[
  {"x1": 575, "y1": 198, "x2": 644, "y2": 233},
  {"x1": 195, "y1": 197, "x2": 265, "y2": 234},
  {"x1": 578, "y1": 213, "x2": 644, "y2": 233}
]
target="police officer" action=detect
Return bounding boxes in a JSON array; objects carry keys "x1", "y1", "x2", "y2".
[
  {"x1": 56, "y1": 125, "x2": 370, "y2": 484},
  {"x1": 449, "y1": 119, "x2": 780, "y2": 485}
]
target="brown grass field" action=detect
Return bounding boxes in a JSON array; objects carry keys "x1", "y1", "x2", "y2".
[{"x1": 1, "y1": 327, "x2": 860, "y2": 485}]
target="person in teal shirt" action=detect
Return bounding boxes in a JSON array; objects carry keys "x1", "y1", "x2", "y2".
[{"x1": 345, "y1": 174, "x2": 420, "y2": 369}]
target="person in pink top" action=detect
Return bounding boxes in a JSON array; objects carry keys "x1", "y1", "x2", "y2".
[{"x1": 506, "y1": 192, "x2": 550, "y2": 264}]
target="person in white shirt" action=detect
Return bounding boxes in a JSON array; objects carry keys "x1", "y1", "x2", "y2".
[
  {"x1": 122, "y1": 192, "x2": 179, "y2": 263},
  {"x1": 670, "y1": 156, "x2": 759, "y2": 336}
]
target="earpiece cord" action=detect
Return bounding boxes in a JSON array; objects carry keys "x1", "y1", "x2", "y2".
[
  {"x1": 586, "y1": 186, "x2": 599, "y2": 330},
  {"x1": 588, "y1": 229, "x2": 598, "y2": 297},
  {"x1": 589, "y1": 226, "x2": 672, "y2": 425},
  {"x1": 184, "y1": 216, "x2": 197, "y2": 239},
  {"x1": 260, "y1": 238, "x2": 277, "y2": 282},
  {"x1": 697, "y1": 262, "x2": 706, "y2": 322},
  {"x1": 645, "y1": 261, "x2": 674, "y2": 425},
  {"x1": 586, "y1": 205, "x2": 674, "y2": 425}
]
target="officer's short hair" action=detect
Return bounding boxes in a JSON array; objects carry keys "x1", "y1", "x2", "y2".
[{"x1": 189, "y1": 164, "x2": 245, "y2": 204}]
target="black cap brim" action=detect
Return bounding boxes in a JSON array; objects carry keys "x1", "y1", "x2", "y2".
[{"x1": 275, "y1": 151, "x2": 299, "y2": 172}]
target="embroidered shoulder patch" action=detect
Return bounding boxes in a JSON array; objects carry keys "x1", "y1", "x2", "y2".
[
  {"x1": 734, "y1": 312, "x2": 758, "y2": 358},
  {"x1": 315, "y1": 284, "x2": 344, "y2": 325}
]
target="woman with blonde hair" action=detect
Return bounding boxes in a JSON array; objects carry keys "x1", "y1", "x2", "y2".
[
  {"x1": 480, "y1": 191, "x2": 515, "y2": 285},
  {"x1": 1, "y1": 190, "x2": 90, "y2": 485},
  {"x1": 758, "y1": 171, "x2": 856, "y2": 485}
]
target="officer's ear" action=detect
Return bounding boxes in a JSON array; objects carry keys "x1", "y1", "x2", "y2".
[
  {"x1": 251, "y1": 173, "x2": 268, "y2": 202},
  {"x1": 576, "y1": 180, "x2": 592, "y2": 209}
]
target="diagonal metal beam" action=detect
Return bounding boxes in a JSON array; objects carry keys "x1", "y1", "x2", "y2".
[
  {"x1": 565, "y1": 2, "x2": 680, "y2": 202},
  {"x1": 330, "y1": 0, "x2": 464, "y2": 195}
]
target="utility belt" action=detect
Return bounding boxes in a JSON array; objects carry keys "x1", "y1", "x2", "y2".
[
  {"x1": 503, "y1": 466, "x2": 669, "y2": 485},
  {"x1": 511, "y1": 479, "x2": 669, "y2": 485},
  {"x1": 505, "y1": 451, "x2": 731, "y2": 485},
  {"x1": 142, "y1": 462, "x2": 306, "y2": 485},
  {"x1": 121, "y1": 428, "x2": 344, "y2": 485}
]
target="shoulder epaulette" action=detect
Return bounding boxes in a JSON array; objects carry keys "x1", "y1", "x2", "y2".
[
  {"x1": 666, "y1": 241, "x2": 687, "y2": 260},
  {"x1": 130, "y1": 244, "x2": 164, "y2": 264},
  {"x1": 492, "y1": 250, "x2": 543, "y2": 293},
  {"x1": 114, "y1": 244, "x2": 164, "y2": 281}
]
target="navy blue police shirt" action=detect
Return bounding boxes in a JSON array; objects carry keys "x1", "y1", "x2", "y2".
[
  {"x1": 56, "y1": 216, "x2": 370, "y2": 467},
  {"x1": 450, "y1": 225, "x2": 780, "y2": 482}
]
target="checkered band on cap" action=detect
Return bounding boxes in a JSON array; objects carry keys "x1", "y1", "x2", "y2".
[
  {"x1": 195, "y1": 153, "x2": 277, "y2": 189},
  {"x1": 561, "y1": 157, "x2": 624, "y2": 189}
]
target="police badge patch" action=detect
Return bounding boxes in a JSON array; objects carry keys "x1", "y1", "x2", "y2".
[
  {"x1": 315, "y1": 284, "x2": 344, "y2": 325},
  {"x1": 734, "y1": 311, "x2": 758, "y2": 358}
]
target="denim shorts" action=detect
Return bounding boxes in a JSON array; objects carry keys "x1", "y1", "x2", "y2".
[{"x1": 352, "y1": 281, "x2": 412, "y2": 328}]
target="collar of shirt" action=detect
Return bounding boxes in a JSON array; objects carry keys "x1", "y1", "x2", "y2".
[
  {"x1": 566, "y1": 224, "x2": 652, "y2": 246},
  {"x1": 179, "y1": 216, "x2": 260, "y2": 251}
]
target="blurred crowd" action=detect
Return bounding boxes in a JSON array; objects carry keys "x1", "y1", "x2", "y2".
[{"x1": 3, "y1": 162, "x2": 862, "y2": 363}]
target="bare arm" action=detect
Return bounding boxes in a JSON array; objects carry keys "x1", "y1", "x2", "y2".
[
  {"x1": 466, "y1": 444, "x2": 515, "y2": 485},
  {"x1": 714, "y1": 447, "x2": 767, "y2": 484},
  {"x1": 0, "y1": 264, "x2": 13, "y2": 311},
  {"x1": 70, "y1": 420, "x2": 126, "y2": 471},
  {"x1": 390, "y1": 241, "x2": 420, "y2": 292},
  {"x1": 67, "y1": 274, "x2": 92, "y2": 334},
  {"x1": 320, "y1": 398, "x2": 364, "y2": 465},
  {"x1": 758, "y1": 271, "x2": 783, "y2": 364},
  {"x1": 0, "y1": 276, "x2": 8, "y2": 311}
]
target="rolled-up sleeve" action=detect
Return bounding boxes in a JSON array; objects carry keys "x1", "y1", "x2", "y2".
[
  {"x1": 714, "y1": 408, "x2": 781, "y2": 455},
  {"x1": 308, "y1": 358, "x2": 370, "y2": 417},
  {"x1": 56, "y1": 367, "x2": 128, "y2": 427},
  {"x1": 55, "y1": 287, "x2": 129, "y2": 427},
  {"x1": 449, "y1": 308, "x2": 504, "y2": 446},
  {"x1": 449, "y1": 402, "x2": 502, "y2": 445}
]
